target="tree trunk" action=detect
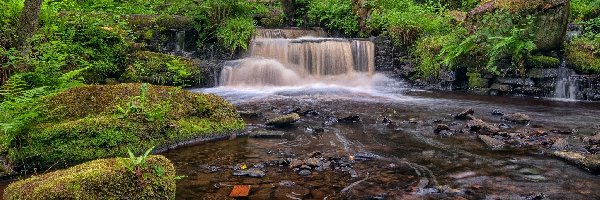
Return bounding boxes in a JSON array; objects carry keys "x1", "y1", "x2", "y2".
[{"x1": 17, "y1": 0, "x2": 43, "y2": 52}]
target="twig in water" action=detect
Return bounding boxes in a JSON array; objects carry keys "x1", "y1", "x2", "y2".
[{"x1": 341, "y1": 172, "x2": 371, "y2": 193}]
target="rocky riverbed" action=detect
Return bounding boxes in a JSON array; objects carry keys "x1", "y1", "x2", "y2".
[{"x1": 161, "y1": 85, "x2": 600, "y2": 199}]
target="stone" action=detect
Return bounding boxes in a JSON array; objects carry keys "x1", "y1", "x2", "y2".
[
  {"x1": 527, "y1": 68, "x2": 559, "y2": 78},
  {"x1": 249, "y1": 131, "x2": 285, "y2": 138},
  {"x1": 455, "y1": 108, "x2": 475, "y2": 120},
  {"x1": 587, "y1": 133, "x2": 600, "y2": 145},
  {"x1": 490, "y1": 83, "x2": 512, "y2": 92},
  {"x1": 495, "y1": 78, "x2": 536, "y2": 87},
  {"x1": 339, "y1": 115, "x2": 361, "y2": 123},
  {"x1": 265, "y1": 113, "x2": 300, "y2": 127},
  {"x1": 434, "y1": 124, "x2": 451, "y2": 134},
  {"x1": 238, "y1": 110, "x2": 262, "y2": 118},
  {"x1": 469, "y1": 119, "x2": 500, "y2": 133},
  {"x1": 551, "y1": 138, "x2": 569, "y2": 150},
  {"x1": 479, "y1": 135, "x2": 505, "y2": 149},
  {"x1": 553, "y1": 151, "x2": 600, "y2": 174},
  {"x1": 233, "y1": 168, "x2": 266, "y2": 178},
  {"x1": 298, "y1": 169, "x2": 311, "y2": 176},
  {"x1": 305, "y1": 158, "x2": 322, "y2": 167},
  {"x1": 502, "y1": 113, "x2": 531, "y2": 124},
  {"x1": 230, "y1": 185, "x2": 251, "y2": 198}
]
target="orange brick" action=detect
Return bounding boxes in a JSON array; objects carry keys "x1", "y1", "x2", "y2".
[{"x1": 229, "y1": 185, "x2": 251, "y2": 198}]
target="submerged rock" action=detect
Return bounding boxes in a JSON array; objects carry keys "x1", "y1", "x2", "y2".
[
  {"x1": 266, "y1": 113, "x2": 301, "y2": 127},
  {"x1": 434, "y1": 124, "x2": 451, "y2": 134},
  {"x1": 479, "y1": 135, "x2": 505, "y2": 149},
  {"x1": 339, "y1": 115, "x2": 361, "y2": 123},
  {"x1": 249, "y1": 131, "x2": 285, "y2": 138},
  {"x1": 233, "y1": 168, "x2": 266, "y2": 178},
  {"x1": 586, "y1": 133, "x2": 600, "y2": 145},
  {"x1": 4, "y1": 156, "x2": 176, "y2": 199},
  {"x1": 502, "y1": 113, "x2": 531, "y2": 124},
  {"x1": 455, "y1": 108, "x2": 475, "y2": 120},
  {"x1": 469, "y1": 119, "x2": 500, "y2": 133},
  {"x1": 553, "y1": 151, "x2": 600, "y2": 174}
]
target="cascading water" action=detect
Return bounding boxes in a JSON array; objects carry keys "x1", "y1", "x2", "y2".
[
  {"x1": 219, "y1": 29, "x2": 375, "y2": 88},
  {"x1": 554, "y1": 59, "x2": 578, "y2": 100}
]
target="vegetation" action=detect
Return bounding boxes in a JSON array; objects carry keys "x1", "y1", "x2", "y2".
[
  {"x1": 1, "y1": 83, "x2": 244, "y2": 170},
  {"x1": 4, "y1": 155, "x2": 176, "y2": 200},
  {"x1": 123, "y1": 51, "x2": 200, "y2": 87}
]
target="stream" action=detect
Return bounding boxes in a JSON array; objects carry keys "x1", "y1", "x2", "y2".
[{"x1": 162, "y1": 76, "x2": 600, "y2": 199}]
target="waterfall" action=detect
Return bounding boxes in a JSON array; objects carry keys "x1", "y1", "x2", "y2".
[
  {"x1": 554, "y1": 59, "x2": 578, "y2": 100},
  {"x1": 219, "y1": 29, "x2": 375, "y2": 87}
]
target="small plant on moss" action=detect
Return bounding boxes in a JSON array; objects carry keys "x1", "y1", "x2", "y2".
[{"x1": 126, "y1": 146, "x2": 155, "y2": 172}]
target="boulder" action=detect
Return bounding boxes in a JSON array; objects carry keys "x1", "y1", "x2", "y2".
[
  {"x1": 266, "y1": 113, "x2": 301, "y2": 127},
  {"x1": 466, "y1": 0, "x2": 569, "y2": 51},
  {"x1": 490, "y1": 83, "x2": 512, "y2": 92},
  {"x1": 479, "y1": 135, "x2": 506, "y2": 149},
  {"x1": 502, "y1": 113, "x2": 531, "y2": 124},
  {"x1": 4, "y1": 156, "x2": 176, "y2": 199},
  {"x1": 553, "y1": 151, "x2": 600, "y2": 174},
  {"x1": 455, "y1": 108, "x2": 475, "y2": 120},
  {"x1": 527, "y1": 68, "x2": 559, "y2": 78},
  {"x1": 468, "y1": 119, "x2": 501, "y2": 133}
]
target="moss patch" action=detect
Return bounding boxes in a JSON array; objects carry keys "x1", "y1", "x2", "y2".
[
  {"x1": 566, "y1": 38, "x2": 600, "y2": 74},
  {"x1": 7, "y1": 83, "x2": 244, "y2": 169},
  {"x1": 467, "y1": 72, "x2": 489, "y2": 89},
  {"x1": 4, "y1": 155, "x2": 176, "y2": 200},
  {"x1": 527, "y1": 55, "x2": 560, "y2": 68},
  {"x1": 122, "y1": 51, "x2": 200, "y2": 87}
]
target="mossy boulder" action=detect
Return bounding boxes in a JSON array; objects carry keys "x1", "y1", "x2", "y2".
[
  {"x1": 566, "y1": 38, "x2": 600, "y2": 74},
  {"x1": 6, "y1": 83, "x2": 244, "y2": 169},
  {"x1": 467, "y1": 0, "x2": 570, "y2": 51},
  {"x1": 4, "y1": 155, "x2": 176, "y2": 200},
  {"x1": 122, "y1": 51, "x2": 201, "y2": 87},
  {"x1": 527, "y1": 55, "x2": 560, "y2": 68}
]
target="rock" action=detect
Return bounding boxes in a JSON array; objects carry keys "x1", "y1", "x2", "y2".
[
  {"x1": 289, "y1": 159, "x2": 304, "y2": 168},
  {"x1": 499, "y1": 123, "x2": 512, "y2": 129},
  {"x1": 279, "y1": 180, "x2": 295, "y2": 187},
  {"x1": 455, "y1": 108, "x2": 475, "y2": 120},
  {"x1": 490, "y1": 83, "x2": 512, "y2": 92},
  {"x1": 492, "y1": 109, "x2": 504, "y2": 116},
  {"x1": 238, "y1": 110, "x2": 262, "y2": 118},
  {"x1": 354, "y1": 152, "x2": 381, "y2": 160},
  {"x1": 434, "y1": 124, "x2": 451, "y2": 134},
  {"x1": 230, "y1": 185, "x2": 251, "y2": 198},
  {"x1": 466, "y1": 0, "x2": 569, "y2": 51},
  {"x1": 349, "y1": 169, "x2": 358, "y2": 178},
  {"x1": 502, "y1": 113, "x2": 531, "y2": 124},
  {"x1": 587, "y1": 133, "x2": 600, "y2": 145},
  {"x1": 298, "y1": 169, "x2": 312, "y2": 176},
  {"x1": 4, "y1": 156, "x2": 176, "y2": 199},
  {"x1": 249, "y1": 131, "x2": 285, "y2": 138},
  {"x1": 266, "y1": 113, "x2": 300, "y2": 127},
  {"x1": 527, "y1": 68, "x2": 559, "y2": 78},
  {"x1": 305, "y1": 158, "x2": 322, "y2": 167},
  {"x1": 323, "y1": 116, "x2": 338, "y2": 126},
  {"x1": 233, "y1": 168, "x2": 266, "y2": 178},
  {"x1": 301, "y1": 108, "x2": 320, "y2": 116},
  {"x1": 553, "y1": 151, "x2": 600, "y2": 174},
  {"x1": 479, "y1": 135, "x2": 505, "y2": 149},
  {"x1": 339, "y1": 115, "x2": 361, "y2": 123},
  {"x1": 449, "y1": 171, "x2": 477, "y2": 179},
  {"x1": 469, "y1": 119, "x2": 500, "y2": 133},
  {"x1": 551, "y1": 138, "x2": 569, "y2": 150}
]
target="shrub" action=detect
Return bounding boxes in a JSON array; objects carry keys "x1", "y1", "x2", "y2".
[
  {"x1": 306, "y1": 0, "x2": 360, "y2": 36},
  {"x1": 216, "y1": 17, "x2": 256, "y2": 54},
  {"x1": 566, "y1": 37, "x2": 600, "y2": 74},
  {"x1": 3, "y1": 155, "x2": 176, "y2": 200}
]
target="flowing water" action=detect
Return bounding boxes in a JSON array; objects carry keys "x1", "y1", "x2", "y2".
[
  {"x1": 161, "y1": 31, "x2": 600, "y2": 199},
  {"x1": 554, "y1": 60, "x2": 578, "y2": 100}
]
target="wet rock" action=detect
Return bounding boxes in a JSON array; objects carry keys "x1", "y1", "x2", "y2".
[
  {"x1": 349, "y1": 169, "x2": 358, "y2": 178},
  {"x1": 249, "y1": 131, "x2": 285, "y2": 138},
  {"x1": 519, "y1": 174, "x2": 547, "y2": 182},
  {"x1": 455, "y1": 108, "x2": 475, "y2": 120},
  {"x1": 266, "y1": 113, "x2": 300, "y2": 127},
  {"x1": 305, "y1": 158, "x2": 322, "y2": 167},
  {"x1": 233, "y1": 168, "x2": 266, "y2": 178},
  {"x1": 491, "y1": 83, "x2": 511, "y2": 92},
  {"x1": 553, "y1": 151, "x2": 600, "y2": 174},
  {"x1": 289, "y1": 159, "x2": 304, "y2": 168},
  {"x1": 492, "y1": 109, "x2": 504, "y2": 116},
  {"x1": 586, "y1": 133, "x2": 600, "y2": 145},
  {"x1": 408, "y1": 118, "x2": 420, "y2": 124},
  {"x1": 301, "y1": 108, "x2": 320, "y2": 116},
  {"x1": 339, "y1": 115, "x2": 361, "y2": 123},
  {"x1": 238, "y1": 110, "x2": 262, "y2": 118},
  {"x1": 468, "y1": 119, "x2": 500, "y2": 133},
  {"x1": 278, "y1": 180, "x2": 295, "y2": 187},
  {"x1": 284, "y1": 108, "x2": 301, "y2": 115},
  {"x1": 298, "y1": 169, "x2": 311, "y2": 176},
  {"x1": 518, "y1": 167, "x2": 542, "y2": 175},
  {"x1": 502, "y1": 113, "x2": 531, "y2": 124},
  {"x1": 434, "y1": 124, "x2": 451, "y2": 134},
  {"x1": 479, "y1": 135, "x2": 505, "y2": 149},
  {"x1": 323, "y1": 116, "x2": 338, "y2": 126},
  {"x1": 551, "y1": 138, "x2": 569, "y2": 150}
]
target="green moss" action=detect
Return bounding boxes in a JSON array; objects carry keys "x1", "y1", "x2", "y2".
[
  {"x1": 4, "y1": 155, "x2": 176, "y2": 200},
  {"x1": 566, "y1": 38, "x2": 600, "y2": 74},
  {"x1": 527, "y1": 55, "x2": 560, "y2": 68},
  {"x1": 7, "y1": 84, "x2": 244, "y2": 169},
  {"x1": 467, "y1": 72, "x2": 489, "y2": 89},
  {"x1": 122, "y1": 51, "x2": 200, "y2": 87}
]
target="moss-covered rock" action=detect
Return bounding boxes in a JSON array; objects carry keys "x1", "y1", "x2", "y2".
[
  {"x1": 4, "y1": 155, "x2": 176, "y2": 200},
  {"x1": 566, "y1": 38, "x2": 600, "y2": 74},
  {"x1": 6, "y1": 83, "x2": 244, "y2": 169},
  {"x1": 467, "y1": 72, "x2": 489, "y2": 89},
  {"x1": 467, "y1": 0, "x2": 569, "y2": 51},
  {"x1": 527, "y1": 55, "x2": 560, "y2": 68},
  {"x1": 122, "y1": 51, "x2": 201, "y2": 87}
]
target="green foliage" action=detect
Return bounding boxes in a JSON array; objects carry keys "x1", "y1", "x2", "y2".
[
  {"x1": 216, "y1": 18, "x2": 256, "y2": 54},
  {"x1": 4, "y1": 155, "x2": 176, "y2": 200},
  {"x1": 571, "y1": 0, "x2": 600, "y2": 21},
  {"x1": 126, "y1": 146, "x2": 155, "y2": 173},
  {"x1": 467, "y1": 72, "x2": 489, "y2": 89},
  {"x1": 566, "y1": 37, "x2": 600, "y2": 74},
  {"x1": 123, "y1": 51, "x2": 199, "y2": 87},
  {"x1": 366, "y1": 0, "x2": 452, "y2": 45},
  {"x1": 3, "y1": 84, "x2": 244, "y2": 170},
  {"x1": 306, "y1": 0, "x2": 360, "y2": 36},
  {"x1": 527, "y1": 55, "x2": 560, "y2": 68},
  {"x1": 0, "y1": 0, "x2": 23, "y2": 47}
]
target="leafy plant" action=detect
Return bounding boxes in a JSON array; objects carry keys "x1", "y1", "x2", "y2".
[
  {"x1": 126, "y1": 146, "x2": 155, "y2": 173},
  {"x1": 216, "y1": 17, "x2": 256, "y2": 54},
  {"x1": 306, "y1": 0, "x2": 360, "y2": 36}
]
